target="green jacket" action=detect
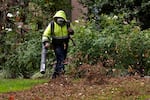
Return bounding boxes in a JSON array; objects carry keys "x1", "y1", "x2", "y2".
[{"x1": 42, "y1": 10, "x2": 72, "y2": 42}]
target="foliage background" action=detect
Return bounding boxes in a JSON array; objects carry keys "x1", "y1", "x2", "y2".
[
  {"x1": 78, "y1": 0, "x2": 150, "y2": 30},
  {"x1": 71, "y1": 15, "x2": 150, "y2": 76},
  {"x1": 0, "y1": 0, "x2": 149, "y2": 78}
]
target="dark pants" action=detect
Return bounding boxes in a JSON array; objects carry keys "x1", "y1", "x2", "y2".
[{"x1": 52, "y1": 38, "x2": 68, "y2": 78}]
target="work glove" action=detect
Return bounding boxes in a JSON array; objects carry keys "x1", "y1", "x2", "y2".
[
  {"x1": 45, "y1": 42, "x2": 50, "y2": 48},
  {"x1": 43, "y1": 41, "x2": 50, "y2": 49},
  {"x1": 68, "y1": 27, "x2": 74, "y2": 35}
]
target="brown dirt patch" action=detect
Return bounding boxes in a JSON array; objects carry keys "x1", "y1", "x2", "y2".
[{"x1": 0, "y1": 64, "x2": 150, "y2": 100}]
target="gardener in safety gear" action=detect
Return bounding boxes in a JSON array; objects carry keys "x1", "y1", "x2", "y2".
[{"x1": 42, "y1": 10, "x2": 74, "y2": 79}]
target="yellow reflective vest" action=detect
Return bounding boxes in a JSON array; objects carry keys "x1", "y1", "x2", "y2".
[{"x1": 42, "y1": 10, "x2": 71, "y2": 42}]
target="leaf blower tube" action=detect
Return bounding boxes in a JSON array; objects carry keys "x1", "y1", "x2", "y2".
[{"x1": 40, "y1": 43, "x2": 47, "y2": 74}]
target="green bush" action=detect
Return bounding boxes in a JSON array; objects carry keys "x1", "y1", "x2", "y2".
[
  {"x1": 118, "y1": 29, "x2": 150, "y2": 74},
  {"x1": 69, "y1": 15, "x2": 150, "y2": 75},
  {"x1": 1, "y1": 30, "x2": 38, "y2": 78},
  {"x1": 2, "y1": 30, "x2": 55, "y2": 78},
  {"x1": 1, "y1": 13, "x2": 149, "y2": 78}
]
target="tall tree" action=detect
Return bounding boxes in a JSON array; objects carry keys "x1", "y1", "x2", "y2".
[{"x1": 78, "y1": 0, "x2": 150, "y2": 30}]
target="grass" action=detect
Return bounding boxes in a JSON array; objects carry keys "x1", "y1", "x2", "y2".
[{"x1": 0, "y1": 79, "x2": 48, "y2": 93}]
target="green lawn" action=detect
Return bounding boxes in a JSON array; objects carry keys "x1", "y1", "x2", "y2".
[{"x1": 0, "y1": 79, "x2": 48, "y2": 93}]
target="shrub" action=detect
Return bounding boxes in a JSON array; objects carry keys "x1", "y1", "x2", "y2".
[
  {"x1": 2, "y1": 30, "x2": 55, "y2": 78},
  {"x1": 69, "y1": 15, "x2": 150, "y2": 75}
]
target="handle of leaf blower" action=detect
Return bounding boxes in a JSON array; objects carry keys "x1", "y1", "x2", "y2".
[
  {"x1": 69, "y1": 36, "x2": 76, "y2": 46},
  {"x1": 40, "y1": 44, "x2": 47, "y2": 74}
]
